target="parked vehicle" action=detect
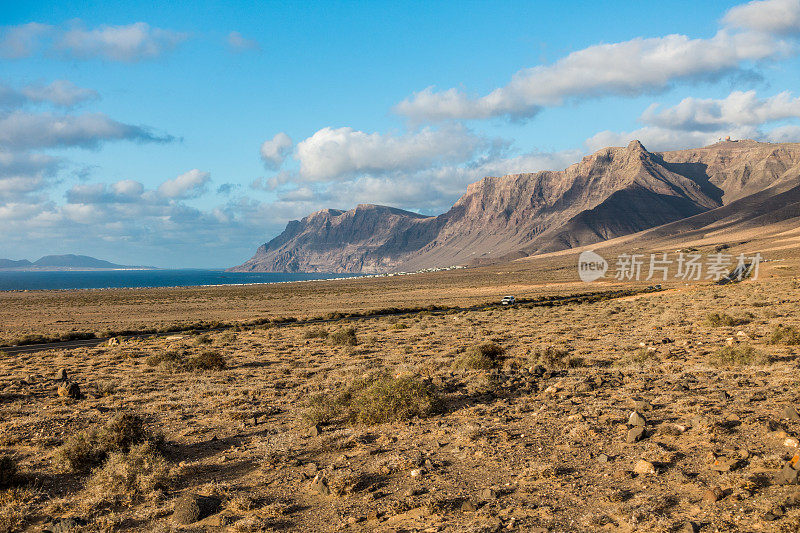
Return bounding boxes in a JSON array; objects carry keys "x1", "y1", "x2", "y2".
[{"x1": 501, "y1": 295, "x2": 515, "y2": 305}]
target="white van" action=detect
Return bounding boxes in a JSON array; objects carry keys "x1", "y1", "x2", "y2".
[{"x1": 501, "y1": 296, "x2": 515, "y2": 305}]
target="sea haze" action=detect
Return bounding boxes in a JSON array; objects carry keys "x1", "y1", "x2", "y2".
[{"x1": 0, "y1": 270, "x2": 360, "y2": 291}]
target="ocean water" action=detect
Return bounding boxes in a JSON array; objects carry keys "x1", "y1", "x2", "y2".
[{"x1": 0, "y1": 269, "x2": 361, "y2": 291}]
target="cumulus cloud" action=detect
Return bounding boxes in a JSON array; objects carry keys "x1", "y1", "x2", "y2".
[
  {"x1": 0, "y1": 22, "x2": 51, "y2": 59},
  {"x1": 0, "y1": 110, "x2": 173, "y2": 150},
  {"x1": 260, "y1": 132, "x2": 292, "y2": 169},
  {"x1": 396, "y1": 29, "x2": 789, "y2": 122},
  {"x1": 642, "y1": 90, "x2": 800, "y2": 131},
  {"x1": 227, "y1": 31, "x2": 260, "y2": 52},
  {"x1": 0, "y1": 149, "x2": 61, "y2": 199},
  {"x1": 395, "y1": 0, "x2": 800, "y2": 123},
  {"x1": 21, "y1": 80, "x2": 100, "y2": 107},
  {"x1": 0, "y1": 80, "x2": 99, "y2": 109},
  {"x1": 586, "y1": 90, "x2": 800, "y2": 151},
  {"x1": 766, "y1": 124, "x2": 800, "y2": 141},
  {"x1": 295, "y1": 125, "x2": 490, "y2": 181},
  {"x1": 156, "y1": 169, "x2": 211, "y2": 199},
  {"x1": 723, "y1": 0, "x2": 800, "y2": 35},
  {"x1": 56, "y1": 22, "x2": 188, "y2": 62},
  {"x1": 66, "y1": 179, "x2": 145, "y2": 204}
]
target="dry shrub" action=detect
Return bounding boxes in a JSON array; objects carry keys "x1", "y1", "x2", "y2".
[
  {"x1": 711, "y1": 344, "x2": 770, "y2": 366},
  {"x1": 706, "y1": 312, "x2": 751, "y2": 327},
  {"x1": 84, "y1": 441, "x2": 172, "y2": 506},
  {"x1": 187, "y1": 350, "x2": 227, "y2": 370},
  {"x1": 145, "y1": 350, "x2": 184, "y2": 369},
  {"x1": 146, "y1": 349, "x2": 226, "y2": 371},
  {"x1": 617, "y1": 347, "x2": 659, "y2": 368},
  {"x1": 304, "y1": 394, "x2": 339, "y2": 425},
  {"x1": 303, "y1": 327, "x2": 329, "y2": 339},
  {"x1": 305, "y1": 372, "x2": 439, "y2": 425},
  {"x1": 768, "y1": 325, "x2": 800, "y2": 345},
  {"x1": 328, "y1": 327, "x2": 358, "y2": 346},
  {"x1": 0, "y1": 488, "x2": 37, "y2": 533},
  {"x1": 453, "y1": 342, "x2": 505, "y2": 370},
  {"x1": 55, "y1": 413, "x2": 159, "y2": 472},
  {"x1": 528, "y1": 345, "x2": 571, "y2": 369}
]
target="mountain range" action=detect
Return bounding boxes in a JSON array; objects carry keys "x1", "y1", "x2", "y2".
[
  {"x1": 230, "y1": 139, "x2": 800, "y2": 273},
  {"x1": 0, "y1": 254, "x2": 154, "y2": 270}
]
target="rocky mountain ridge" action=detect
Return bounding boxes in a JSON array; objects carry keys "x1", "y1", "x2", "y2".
[{"x1": 230, "y1": 140, "x2": 800, "y2": 273}]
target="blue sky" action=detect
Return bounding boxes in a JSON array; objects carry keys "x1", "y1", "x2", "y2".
[{"x1": 2, "y1": 0, "x2": 800, "y2": 268}]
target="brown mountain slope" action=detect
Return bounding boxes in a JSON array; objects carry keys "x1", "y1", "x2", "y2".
[
  {"x1": 230, "y1": 140, "x2": 800, "y2": 273},
  {"x1": 232, "y1": 205, "x2": 440, "y2": 273}
]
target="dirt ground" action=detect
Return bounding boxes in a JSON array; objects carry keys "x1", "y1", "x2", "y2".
[{"x1": 2, "y1": 269, "x2": 800, "y2": 532}]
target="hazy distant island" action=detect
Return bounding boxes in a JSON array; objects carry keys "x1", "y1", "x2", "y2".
[{"x1": 0, "y1": 254, "x2": 157, "y2": 271}]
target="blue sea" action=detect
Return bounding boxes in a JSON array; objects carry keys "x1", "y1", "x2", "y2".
[{"x1": 0, "y1": 270, "x2": 361, "y2": 291}]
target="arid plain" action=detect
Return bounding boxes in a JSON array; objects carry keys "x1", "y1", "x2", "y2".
[{"x1": 2, "y1": 234, "x2": 800, "y2": 532}]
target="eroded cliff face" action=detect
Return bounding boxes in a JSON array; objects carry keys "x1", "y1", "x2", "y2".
[
  {"x1": 231, "y1": 205, "x2": 439, "y2": 273},
  {"x1": 229, "y1": 140, "x2": 800, "y2": 273}
]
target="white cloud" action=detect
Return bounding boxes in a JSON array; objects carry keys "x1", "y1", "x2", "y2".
[
  {"x1": 295, "y1": 125, "x2": 489, "y2": 181},
  {"x1": 157, "y1": 169, "x2": 211, "y2": 199},
  {"x1": 723, "y1": 0, "x2": 800, "y2": 35},
  {"x1": 0, "y1": 110, "x2": 172, "y2": 150},
  {"x1": 227, "y1": 31, "x2": 260, "y2": 52},
  {"x1": 20, "y1": 80, "x2": 100, "y2": 107},
  {"x1": 0, "y1": 80, "x2": 99, "y2": 109},
  {"x1": 642, "y1": 90, "x2": 800, "y2": 131},
  {"x1": 586, "y1": 89, "x2": 800, "y2": 151},
  {"x1": 395, "y1": 0, "x2": 798, "y2": 123},
  {"x1": 0, "y1": 22, "x2": 51, "y2": 59},
  {"x1": 260, "y1": 132, "x2": 292, "y2": 169},
  {"x1": 66, "y1": 179, "x2": 146, "y2": 204},
  {"x1": 765, "y1": 124, "x2": 800, "y2": 141},
  {"x1": 57, "y1": 22, "x2": 188, "y2": 62}
]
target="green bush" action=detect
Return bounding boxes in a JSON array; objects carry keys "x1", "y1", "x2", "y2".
[{"x1": 768, "y1": 325, "x2": 800, "y2": 345}]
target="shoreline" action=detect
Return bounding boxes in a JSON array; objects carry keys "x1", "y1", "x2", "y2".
[{"x1": 0, "y1": 265, "x2": 467, "y2": 293}]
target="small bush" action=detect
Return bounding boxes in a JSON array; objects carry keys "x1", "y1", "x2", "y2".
[
  {"x1": 328, "y1": 327, "x2": 358, "y2": 346},
  {"x1": 146, "y1": 350, "x2": 226, "y2": 371},
  {"x1": 0, "y1": 456, "x2": 17, "y2": 488},
  {"x1": 304, "y1": 394, "x2": 339, "y2": 425},
  {"x1": 528, "y1": 346, "x2": 570, "y2": 369},
  {"x1": 187, "y1": 350, "x2": 227, "y2": 371},
  {"x1": 391, "y1": 322, "x2": 409, "y2": 330},
  {"x1": 84, "y1": 441, "x2": 172, "y2": 506},
  {"x1": 55, "y1": 413, "x2": 157, "y2": 473},
  {"x1": 0, "y1": 487, "x2": 36, "y2": 533},
  {"x1": 303, "y1": 327, "x2": 329, "y2": 339},
  {"x1": 453, "y1": 342, "x2": 505, "y2": 370},
  {"x1": 768, "y1": 325, "x2": 800, "y2": 345},
  {"x1": 344, "y1": 374, "x2": 440, "y2": 425},
  {"x1": 706, "y1": 312, "x2": 750, "y2": 327},
  {"x1": 711, "y1": 344, "x2": 770, "y2": 366},
  {"x1": 304, "y1": 372, "x2": 439, "y2": 426},
  {"x1": 145, "y1": 350, "x2": 184, "y2": 368}
]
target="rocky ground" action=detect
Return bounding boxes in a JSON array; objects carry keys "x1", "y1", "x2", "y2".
[{"x1": 2, "y1": 277, "x2": 800, "y2": 532}]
